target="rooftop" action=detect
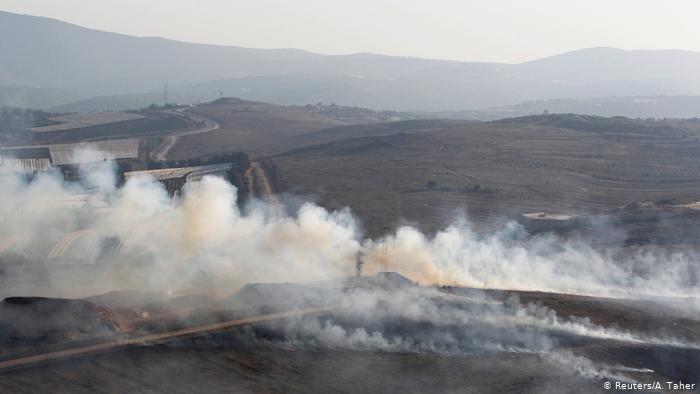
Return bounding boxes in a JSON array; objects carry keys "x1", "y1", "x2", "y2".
[{"x1": 124, "y1": 163, "x2": 233, "y2": 182}]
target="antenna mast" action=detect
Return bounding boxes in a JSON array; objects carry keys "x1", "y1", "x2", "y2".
[
  {"x1": 381, "y1": 226, "x2": 389, "y2": 272},
  {"x1": 355, "y1": 249, "x2": 365, "y2": 277}
]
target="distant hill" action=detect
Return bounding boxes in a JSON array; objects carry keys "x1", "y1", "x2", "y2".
[
  {"x1": 0, "y1": 85, "x2": 81, "y2": 109},
  {"x1": 3, "y1": 11, "x2": 700, "y2": 112},
  {"x1": 465, "y1": 96, "x2": 700, "y2": 120}
]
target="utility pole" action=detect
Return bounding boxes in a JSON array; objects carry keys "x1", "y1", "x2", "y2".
[
  {"x1": 355, "y1": 249, "x2": 365, "y2": 277},
  {"x1": 163, "y1": 82, "x2": 168, "y2": 107},
  {"x1": 381, "y1": 226, "x2": 390, "y2": 272}
]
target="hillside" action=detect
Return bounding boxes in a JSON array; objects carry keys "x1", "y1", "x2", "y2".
[
  {"x1": 465, "y1": 95, "x2": 700, "y2": 120},
  {"x1": 166, "y1": 99, "x2": 468, "y2": 159},
  {"x1": 271, "y1": 114, "x2": 700, "y2": 235},
  {"x1": 4, "y1": 12, "x2": 700, "y2": 112},
  {"x1": 166, "y1": 99, "x2": 344, "y2": 159}
]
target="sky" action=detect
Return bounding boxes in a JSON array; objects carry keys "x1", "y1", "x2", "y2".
[{"x1": 1, "y1": 0, "x2": 699, "y2": 63}]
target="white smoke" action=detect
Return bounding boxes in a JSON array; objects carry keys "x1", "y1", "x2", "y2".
[
  {"x1": 72, "y1": 144, "x2": 118, "y2": 192},
  {"x1": 361, "y1": 224, "x2": 699, "y2": 300},
  {"x1": 1, "y1": 148, "x2": 697, "y2": 386},
  {"x1": 0, "y1": 147, "x2": 697, "y2": 305},
  {"x1": 276, "y1": 287, "x2": 699, "y2": 354},
  {"x1": 0, "y1": 150, "x2": 361, "y2": 297}
]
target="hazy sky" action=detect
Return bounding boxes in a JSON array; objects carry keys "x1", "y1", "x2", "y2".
[{"x1": 2, "y1": 0, "x2": 699, "y2": 63}]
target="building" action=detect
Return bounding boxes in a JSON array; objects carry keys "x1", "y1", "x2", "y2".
[
  {"x1": 124, "y1": 163, "x2": 235, "y2": 196},
  {"x1": 0, "y1": 140, "x2": 144, "y2": 181},
  {"x1": 0, "y1": 147, "x2": 52, "y2": 175}
]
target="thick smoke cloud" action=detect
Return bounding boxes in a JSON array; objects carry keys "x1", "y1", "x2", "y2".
[
  {"x1": 0, "y1": 147, "x2": 698, "y2": 304},
  {"x1": 362, "y1": 224, "x2": 699, "y2": 300},
  {"x1": 1, "y1": 148, "x2": 698, "y2": 385},
  {"x1": 0, "y1": 148, "x2": 360, "y2": 297},
  {"x1": 103, "y1": 175, "x2": 360, "y2": 293},
  {"x1": 224, "y1": 285, "x2": 698, "y2": 385}
]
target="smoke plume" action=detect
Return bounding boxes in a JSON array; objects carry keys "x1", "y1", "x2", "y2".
[
  {"x1": 0, "y1": 147, "x2": 698, "y2": 304},
  {"x1": 1, "y1": 148, "x2": 698, "y2": 386}
]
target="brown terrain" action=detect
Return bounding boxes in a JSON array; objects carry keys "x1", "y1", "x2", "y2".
[
  {"x1": 167, "y1": 99, "x2": 344, "y2": 159},
  {"x1": 2, "y1": 99, "x2": 700, "y2": 393},
  {"x1": 155, "y1": 100, "x2": 700, "y2": 237},
  {"x1": 1, "y1": 280, "x2": 697, "y2": 393},
  {"x1": 0, "y1": 346, "x2": 604, "y2": 394},
  {"x1": 278, "y1": 113, "x2": 700, "y2": 236}
]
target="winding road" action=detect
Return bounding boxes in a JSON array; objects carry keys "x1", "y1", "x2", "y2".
[
  {"x1": 149, "y1": 108, "x2": 283, "y2": 214},
  {"x1": 151, "y1": 108, "x2": 220, "y2": 162}
]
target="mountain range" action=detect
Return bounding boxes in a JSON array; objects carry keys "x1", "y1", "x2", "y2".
[{"x1": 2, "y1": 11, "x2": 700, "y2": 113}]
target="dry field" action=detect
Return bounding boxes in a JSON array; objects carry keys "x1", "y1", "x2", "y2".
[
  {"x1": 41, "y1": 98, "x2": 700, "y2": 239},
  {"x1": 272, "y1": 115, "x2": 700, "y2": 235},
  {"x1": 0, "y1": 345, "x2": 604, "y2": 394},
  {"x1": 30, "y1": 112, "x2": 146, "y2": 133},
  {"x1": 168, "y1": 99, "x2": 344, "y2": 159},
  {"x1": 31, "y1": 111, "x2": 189, "y2": 145}
]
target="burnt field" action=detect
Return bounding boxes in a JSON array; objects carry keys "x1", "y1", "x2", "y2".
[
  {"x1": 0, "y1": 346, "x2": 601, "y2": 394},
  {"x1": 1, "y1": 278, "x2": 697, "y2": 394},
  {"x1": 5, "y1": 5, "x2": 700, "y2": 392},
  {"x1": 1, "y1": 101, "x2": 700, "y2": 393}
]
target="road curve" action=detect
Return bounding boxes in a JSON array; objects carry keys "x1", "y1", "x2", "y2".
[{"x1": 151, "y1": 108, "x2": 219, "y2": 162}]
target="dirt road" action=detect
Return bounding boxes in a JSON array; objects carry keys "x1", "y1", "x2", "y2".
[
  {"x1": 151, "y1": 108, "x2": 219, "y2": 161},
  {"x1": 0, "y1": 307, "x2": 332, "y2": 370},
  {"x1": 244, "y1": 161, "x2": 283, "y2": 212}
]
